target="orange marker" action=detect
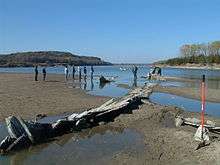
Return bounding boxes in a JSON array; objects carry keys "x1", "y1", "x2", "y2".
[{"x1": 201, "y1": 74, "x2": 206, "y2": 139}]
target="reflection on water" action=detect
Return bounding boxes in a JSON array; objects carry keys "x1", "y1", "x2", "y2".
[
  {"x1": 70, "y1": 75, "x2": 220, "y2": 98},
  {"x1": 69, "y1": 76, "x2": 129, "y2": 98},
  {"x1": 99, "y1": 81, "x2": 110, "y2": 89},
  {"x1": 0, "y1": 125, "x2": 144, "y2": 165},
  {"x1": 70, "y1": 73, "x2": 139, "y2": 97},
  {"x1": 0, "y1": 123, "x2": 8, "y2": 142},
  {"x1": 2, "y1": 65, "x2": 220, "y2": 96},
  {"x1": 83, "y1": 78, "x2": 87, "y2": 90},
  {"x1": 150, "y1": 92, "x2": 220, "y2": 117},
  {"x1": 90, "y1": 77, "x2": 94, "y2": 91},
  {"x1": 132, "y1": 76, "x2": 137, "y2": 88}
]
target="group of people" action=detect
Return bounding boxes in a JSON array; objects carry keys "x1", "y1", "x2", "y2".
[
  {"x1": 34, "y1": 65, "x2": 94, "y2": 82},
  {"x1": 148, "y1": 66, "x2": 162, "y2": 80},
  {"x1": 34, "y1": 66, "x2": 46, "y2": 81},
  {"x1": 34, "y1": 65, "x2": 162, "y2": 85},
  {"x1": 64, "y1": 65, "x2": 94, "y2": 81}
]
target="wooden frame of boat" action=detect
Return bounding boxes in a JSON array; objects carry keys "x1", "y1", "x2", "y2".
[{"x1": 0, "y1": 83, "x2": 156, "y2": 154}]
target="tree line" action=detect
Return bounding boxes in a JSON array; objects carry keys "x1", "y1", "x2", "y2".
[
  {"x1": 0, "y1": 51, "x2": 111, "y2": 67},
  {"x1": 160, "y1": 41, "x2": 220, "y2": 65}
]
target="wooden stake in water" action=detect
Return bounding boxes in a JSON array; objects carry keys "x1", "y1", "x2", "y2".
[{"x1": 201, "y1": 74, "x2": 206, "y2": 140}]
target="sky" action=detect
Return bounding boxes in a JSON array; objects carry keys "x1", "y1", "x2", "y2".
[{"x1": 0, "y1": 0, "x2": 220, "y2": 63}]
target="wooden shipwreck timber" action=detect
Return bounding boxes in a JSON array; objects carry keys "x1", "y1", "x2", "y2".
[
  {"x1": 0, "y1": 83, "x2": 156, "y2": 154},
  {"x1": 176, "y1": 116, "x2": 220, "y2": 132}
]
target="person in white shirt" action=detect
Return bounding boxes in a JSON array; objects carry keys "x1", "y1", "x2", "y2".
[
  {"x1": 78, "y1": 66, "x2": 82, "y2": 80},
  {"x1": 65, "y1": 66, "x2": 69, "y2": 81}
]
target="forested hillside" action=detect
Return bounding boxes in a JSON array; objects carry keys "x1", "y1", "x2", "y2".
[{"x1": 0, "y1": 51, "x2": 111, "y2": 67}]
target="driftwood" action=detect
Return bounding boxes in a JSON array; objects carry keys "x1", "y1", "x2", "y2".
[
  {"x1": 175, "y1": 116, "x2": 220, "y2": 131},
  {"x1": 99, "y1": 76, "x2": 115, "y2": 89},
  {"x1": 0, "y1": 83, "x2": 156, "y2": 154},
  {"x1": 99, "y1": 76, "x2": 112, "y2": 83}
]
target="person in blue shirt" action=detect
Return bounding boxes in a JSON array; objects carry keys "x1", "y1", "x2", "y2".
[
  {"x1": 83, "y1": 66, "x2": 87, "y2": 79},
  {"x1": 72, "y1": 65, "x2": 76, "y2": 79},
  {"x1": 91, "y1": 65, "x2": 94, "y2": 79},
  {"x1": 42, "y1": 67, "x2": 46, "y2": 81},
  {"x1": 34, "y1": 65, "x2": 38, "y2": 81}
]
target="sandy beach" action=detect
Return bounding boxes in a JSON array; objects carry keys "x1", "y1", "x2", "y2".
[
  {"x1": 0, "y1": 73, "x2": 108, "y2": 121},
  {"x1": 1, "y1": 73, "x2": 220, "y2": 164}
]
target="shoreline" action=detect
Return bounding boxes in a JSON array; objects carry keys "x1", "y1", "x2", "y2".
[
  {"x1": 0, "y1": 64, "x2": 113, "y2": 68},
  {"x1": 1, "y1": 73, "x2": 220, "y2": 164},
  {"x1": 157, "y1": 64, "x2": 220, "y2": 70}
]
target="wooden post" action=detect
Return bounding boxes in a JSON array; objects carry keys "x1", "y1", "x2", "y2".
[{"x1": 201, "y1": 75, "x2": 206, "y2": 139}]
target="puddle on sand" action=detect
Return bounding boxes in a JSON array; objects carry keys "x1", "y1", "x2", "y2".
[
  {"x1": 150, "y1": 92, "x2": 220, "y2": 117},
  {"x1": 0, "y1": 123, "x2": 8, "y2": 141},
  {"x1": 0, "y1": 124, "x2": 144, "y2": 165}
]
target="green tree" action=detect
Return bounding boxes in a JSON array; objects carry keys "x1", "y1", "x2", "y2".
[{"x1": 211, "y1": 41, "x2": 220, "y2": 56}]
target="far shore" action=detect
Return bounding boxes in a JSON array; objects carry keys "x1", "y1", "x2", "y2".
[{"x1": 156, "y1": 63, "x2": 220, "y2": 70}]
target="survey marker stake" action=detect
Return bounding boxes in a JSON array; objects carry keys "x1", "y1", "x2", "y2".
[{"x1": 194, "y1": 74, "x2": 210, "y2": 150}]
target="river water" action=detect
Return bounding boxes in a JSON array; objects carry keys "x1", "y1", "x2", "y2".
[
  {"x1": 1, "y1": 65, "x2": 220, "y2": 96},
  {"x1": 150, "y1": 92, "x2": 220, "y2": 117},
  {"x1": 1, "y1": 65, "x2": 220, "y2": 110},
  {"x1": 0, "y1": 124, "x2": 144, "y2": 165}
]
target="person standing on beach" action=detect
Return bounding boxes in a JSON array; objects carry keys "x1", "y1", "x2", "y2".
[
  {"x1": 34, "y1": 65, "x2": 38, "y2": 81},
  {"x1": 42, "y1": 67, "x2": 46, "y2": 81},
  {"x1": 78, "y1": 66, "x2": 82, "y2": 80},
  {"x1": 65, "y1": 66, "x2": 69, "y2": 81},
  {"x1": 91, "y1": 65, "x2": 94, "y2": 79},
  {"x1": 72, "y1": 65, "x2": 76, "y2": 79},
  {"x1": 132, "y1": 65, "x2": 138, "y2": 78},
  {"x1": 158, "y1": 67, "x2": 162, "y2": 76},
  {"x1": 83, "y1": 66, "x2": 87, "y2": 79}
]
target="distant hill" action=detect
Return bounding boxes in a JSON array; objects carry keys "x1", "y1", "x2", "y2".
[{"x1": 0, "y1": 51, "x2": 111, "y2": 67}]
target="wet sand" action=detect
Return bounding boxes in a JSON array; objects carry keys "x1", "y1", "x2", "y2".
[
  {"x1": 158, "y1": 63, "x2": 220, "y2": 70},
  {"x1": 109, "y1": 102, "x2": 220, "y2": 164},
  {"x1": 154, "y1": 85, "x2": 220, "y2": 103},
  {"x1": 0, "y1": 73, "x2": 108, "y2": 121},
  {"x1": 164, "y1": 76, "x2": 199, "y2": 82}
]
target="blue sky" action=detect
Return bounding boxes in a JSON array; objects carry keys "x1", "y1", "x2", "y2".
[{"x1": 0, "y1": 0, "x2": 220, "y2": 63}]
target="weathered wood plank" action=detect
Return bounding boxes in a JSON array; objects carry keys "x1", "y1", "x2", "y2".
[{"x1": 175, "y1": 116, "x2": 220, "y2": 132}]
